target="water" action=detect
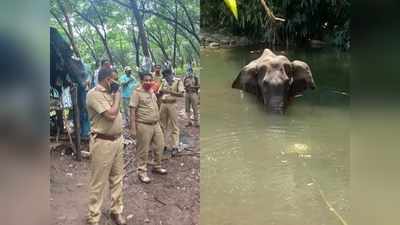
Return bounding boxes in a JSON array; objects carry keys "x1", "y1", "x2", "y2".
[{"x1": 200, "y1": 47, "x2": 350, "y2": 225}]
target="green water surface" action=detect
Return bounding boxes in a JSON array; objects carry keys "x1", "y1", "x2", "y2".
[{"x1": 200, "y1": 47, "x2": 350, "y2": 225}]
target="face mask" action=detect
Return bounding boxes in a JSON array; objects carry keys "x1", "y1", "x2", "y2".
[
  {"x1": 166, "y1": 76, "x2": 173, "y2": 84},
  {"x1": 143, "y1": 82, "x2": 153, "y2": 91}
]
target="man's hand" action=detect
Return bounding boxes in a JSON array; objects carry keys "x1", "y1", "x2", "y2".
[{"x1": 113, "y1": 89, "x2": 121, "y2": 99}]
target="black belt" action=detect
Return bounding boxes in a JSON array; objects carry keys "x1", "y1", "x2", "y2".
[
  {"x1": 137, "y1": 121, "x2": 158, "y2": 125},
  {"x1": 160, "y1": 99, "x2": 177, "y2": 103},
  {"x1": 92, "y1": 132, "x2": 121, "y2": 141}
]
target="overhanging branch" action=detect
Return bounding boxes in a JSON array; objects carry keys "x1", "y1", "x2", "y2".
[{"x1": 260, "y1": 0, "x2": 285, "y2": 22}]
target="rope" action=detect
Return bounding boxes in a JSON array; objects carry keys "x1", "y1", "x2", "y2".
[{"x1": 301, "y1": 160, "x2": 349, "y2": 225}]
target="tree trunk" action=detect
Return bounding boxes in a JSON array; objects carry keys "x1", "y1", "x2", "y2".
[
  {"x1": 172, "y1": 0, "x2": 178, "y2": 68},
  {"x1": 70, "y1": 84, "x2": 81, "y2": 161},
  {"x1": 178, "y1": 44, "x2": 184, "y2": 69},
  {"x1": 177, "y1": 0, "x2": 197, "y2": 38},
  {"x1": 141, "y1": 9, "x2": 200, "y2": 43},
  {"x1": 103, "y1": 39, "x2": 114, "y2": 65},
  {"x1": 56, "y1": 0, "x2": 81, "y2": 58},
  {"x1": 89, "y1": 0, "x2": 114, "y2": 64},
  {"x1": 177, "y1": 27, "x2": 199, "y2": 56},
  {"x1": 112, "y1": 0, "x2": 199, "y2": 43},
  {"x1": 135, "y1": 42, "x2": 140, "y2": 67},
  {"x1": 129, "y1": 0, "x2": 150, "y2": 57},
  {"x1": 75, "y1": 10, "x2": 114, "y2": 64},
  {"x1": 73, "y1": 24, "x2": 98, "y2": 62},
  {"x1": 148, "y1": 40, "x2": 156, "y2": 64},
  {"x1": 147, "y1": 32, "x2": 170, "y2": 62},
  {"x1": 130, "y1": 15, "x2": 140, "y2": 67}
]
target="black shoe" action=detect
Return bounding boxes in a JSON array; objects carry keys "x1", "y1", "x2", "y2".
[
  {"x1": 163, "y1": 147, "x2": 172, "y2": 158},
  {"x1": 110, "y1": 213, "x2": 127, "y2": 225},
  {"x1": 171, "y1": 148, "x2": 179, "y2": 157}
]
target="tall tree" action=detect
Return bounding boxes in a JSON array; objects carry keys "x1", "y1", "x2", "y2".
[
  {"x1": 51, "y1": 0, "x2": 200, "y2": 70},
  {"x1": 129, "y1": 0, "x2": 150, "y2": 57},
  {"x1": 50, "y1": 0, "x2": 81, "y2": 57},
  {"x1": 129, "y1": 14, "x2": 141, "y2": 67},
  {"x1": 73, "y1": 24, "x2": 98, "y2": 62},
  {"x1": 74, "y1": 1, "x2": 114, "y2": 64},
  {"x1": 172, "y1": 0, "x2": 178, "y2": 67}
]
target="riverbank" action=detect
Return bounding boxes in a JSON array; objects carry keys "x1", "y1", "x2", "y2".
[
  {"x1": 201, "y1": 31, "x2": 253, "y2": 49},
  {"x1": 200, "y1": 30, "x2": 333, "y2": 50},
  {"x1": 50, "y1": 97, "x2": 200, "y2": 225}
]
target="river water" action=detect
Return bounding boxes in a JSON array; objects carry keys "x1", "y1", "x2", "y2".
[{"x1": 200, "y1": 47, "x2": 350, "y2": 225}]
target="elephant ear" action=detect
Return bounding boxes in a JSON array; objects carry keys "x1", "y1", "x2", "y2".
[
  {"x1": 289, "y1": 60, "x2": 316, "y2": 97},
  {"x1": 232, "y1": 60, "x2": 259, "y2": 95}
]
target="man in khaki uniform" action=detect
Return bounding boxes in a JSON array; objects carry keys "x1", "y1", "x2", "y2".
[
  {"x1": 151, "y1": 64, "x2": 163, "y2": 107},
  {"x1": 151, "y1": 64, "x2": 162, "y2": 93},
  {"x1": 183, "y1": 69, "x2": 200, "y2": 127},
  {"x1": 86, "y1": 68, "x2": 126, "y2": 225},
  {"x1": 159, "y1": 68, "x2": 185, "y2": 156},
  {"x1": 130, "y1": 72, "x2": 167, "y2": 184}
]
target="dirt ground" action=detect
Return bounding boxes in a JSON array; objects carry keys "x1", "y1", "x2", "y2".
[{"x1": 50, "y1": 98, "x2": 200, "y2": 225}]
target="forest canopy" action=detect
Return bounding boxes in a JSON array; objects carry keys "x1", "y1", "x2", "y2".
[
  {"x1": 50, "y1": 0, "x2": 200, "y2": 71},
  {"x1": 201, "y1": 0, "x2": 350, "y2": 50}
]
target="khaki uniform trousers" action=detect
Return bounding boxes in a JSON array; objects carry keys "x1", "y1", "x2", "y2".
[
  {"x1": 136, "y1": 122, "x2": 164, "y2": 172},
  {"x1": 122, "y1": 97, "x2": 130, "y2": 126},
  {"x1": 159, "y1": 102, "x2": 179, "y2": 148},
  {"x1": 88, "y1": 136, "x2": 124, "y2": 224},
  {"x1": 185, "y1": 92, "x2": 199, "y2": 125}
]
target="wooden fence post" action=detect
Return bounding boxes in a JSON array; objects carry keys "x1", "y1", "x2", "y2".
[{"x1": 71, "y1": 84, "x2": 82, "y2": 161}]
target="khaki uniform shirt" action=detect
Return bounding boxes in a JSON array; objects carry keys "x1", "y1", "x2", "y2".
[
  {"x1": 159, "y1": 77, "x2": 184, "y2": 101},
  {"x1": 130, "y1": 86, "x2": 159, "y2": 123},
  {"x1": 183, "y1": 76, "x2": 200, "y2": 94},
  {"x1": 86, "y1": 85, "x2": 123, "y2": 135}
]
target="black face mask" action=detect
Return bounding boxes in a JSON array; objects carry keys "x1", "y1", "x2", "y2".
[
  {"x1": 109, "y1": 80, "x2": 120, "y2": 93},
  {"x1": 166, "y1": 76, "x2": 173, "y2": 84}
]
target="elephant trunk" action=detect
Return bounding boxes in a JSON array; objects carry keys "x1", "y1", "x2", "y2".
[
  {"x1": 268, "y1": 95, "x2": 285, "y2": 114},
  {"x1": 309, "y1": 80, "x2": 316, "y2": 90}
]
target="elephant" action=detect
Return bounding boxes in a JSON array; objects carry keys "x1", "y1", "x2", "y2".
[
  {"x1": 50, "y1": 27, "x2": 86, "y2": 93},
  {"x1": 232, "y1": 48, "x2": 316, "y2": 114},
  {"x1": 50, "y1": 27, "x2": 89, "y2": 137}
]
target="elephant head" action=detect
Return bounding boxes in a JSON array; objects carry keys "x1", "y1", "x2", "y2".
[{"x1": 232, "y1": 49, "x2": 316, "y2": 114}]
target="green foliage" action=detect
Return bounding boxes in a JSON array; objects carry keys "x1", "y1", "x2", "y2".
[
  {"x1": 50, "y1": 0, "x2": 200, "y2": 69},
  {"x1": 201, "y1": 0, "x2": 350, "y2": 50}
]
